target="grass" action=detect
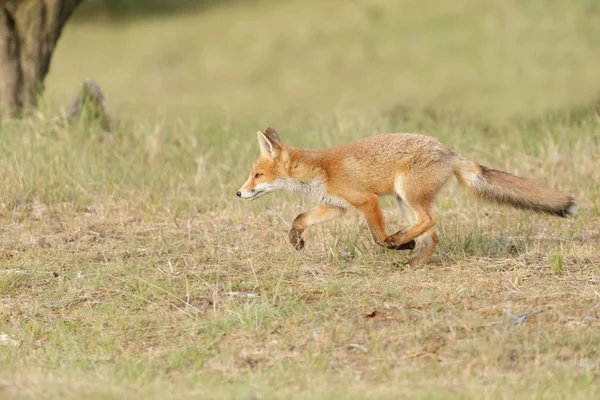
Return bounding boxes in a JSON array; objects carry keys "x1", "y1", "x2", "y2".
[{"x1": 1, "y1": 0, "x2": 600, "y2": 398}]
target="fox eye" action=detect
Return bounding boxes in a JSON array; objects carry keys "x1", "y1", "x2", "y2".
[{"x1": 254, "y1": 173, "x2": 262, "y2": 179}]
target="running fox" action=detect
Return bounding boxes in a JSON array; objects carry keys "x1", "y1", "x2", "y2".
[{"x1": 237, "y1": 128, "x2": 577, "y2": 266}]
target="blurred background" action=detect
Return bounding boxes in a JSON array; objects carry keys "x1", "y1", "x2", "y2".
[
  {"x1": 1, "y1": 0, "x2": 598, "y2": 209},
  {"x1": 2, "y1": 3, "x2": 600, "y2": 398},
  {"x1": 46, "y1": 0, "x2": 600, "y2": 123}
]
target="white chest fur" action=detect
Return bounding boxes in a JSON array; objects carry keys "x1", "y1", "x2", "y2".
[{"x1": 276, "y1": 179, "x2": 351, "y2": 209}]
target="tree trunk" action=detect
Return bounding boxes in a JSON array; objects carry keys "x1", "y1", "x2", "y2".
[{"x1": 0, "y1": 0, "x2": 84, "y2": 118}]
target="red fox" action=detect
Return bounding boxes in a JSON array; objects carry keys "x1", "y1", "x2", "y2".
[{"x1": 237, "y1": 128, "x2": 577, "y2": 266}]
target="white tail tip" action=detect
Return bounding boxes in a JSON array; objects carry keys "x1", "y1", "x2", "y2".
[{"x1": 566, "y1": 203, "x2": 578, "y2": 216}]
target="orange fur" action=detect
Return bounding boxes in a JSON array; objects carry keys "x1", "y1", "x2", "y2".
[{"x1": 237, "y1": 128, "x2": 576, "y2": 266}]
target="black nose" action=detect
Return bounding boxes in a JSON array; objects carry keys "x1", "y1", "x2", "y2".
[{"x1": 236, "y1": 191, "x2": 241, "y2": 197}]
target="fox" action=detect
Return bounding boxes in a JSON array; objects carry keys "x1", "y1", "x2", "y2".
[{"x1": 237, "y1": 127, "x2": 577, "y2": 266}]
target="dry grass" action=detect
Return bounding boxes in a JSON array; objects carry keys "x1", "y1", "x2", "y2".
[{"x1": 1, "y1": 0, "x2": 600, "y2": 398}]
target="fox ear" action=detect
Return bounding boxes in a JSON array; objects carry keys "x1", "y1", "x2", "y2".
[
  {"x1": 257, "y1": 130, "x2": 280, "y2": 159},
  {"x1": 263, "y1": 127, "x2": 282, "y2": 144}
]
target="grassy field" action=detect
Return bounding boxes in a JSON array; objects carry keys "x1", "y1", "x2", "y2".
[{"x1": 1, "y1": 0, "x2": 600, "y2": 398}]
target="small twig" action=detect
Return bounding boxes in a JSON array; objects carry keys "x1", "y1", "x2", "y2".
[
  {"x1": 503, "y1": 308, "x2": 544, "y2": 326},
  {"x1": 335, "y1": 269, "x2": 364, "y2": 275}
]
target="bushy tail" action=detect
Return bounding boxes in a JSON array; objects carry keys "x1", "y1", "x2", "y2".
[{"x1": 453, "y1": 158, "x2": 577, "y2": 217}]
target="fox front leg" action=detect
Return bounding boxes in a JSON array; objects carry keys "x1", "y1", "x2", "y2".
[{"x1": 289, "y1": 205, "x2": 347, "y2": 250}]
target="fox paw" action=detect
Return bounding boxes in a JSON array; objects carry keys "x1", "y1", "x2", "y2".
[
  {"x1": 289, "y1": 230, "x2": 305, "y2": 251},
  {"x1": 384, "y1": 238, "x2": 416, "y2": 251}
]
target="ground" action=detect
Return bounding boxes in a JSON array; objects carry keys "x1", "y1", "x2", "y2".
[{"x1": 1, "y1": 0, "x2": 599, "y2": 399}]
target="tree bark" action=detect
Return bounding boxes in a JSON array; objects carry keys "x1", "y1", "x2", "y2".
[
  {"x1": 0, "y1": 0, "x2": 84, "y2": 117},
  {"x1": 0, "y1": 3, "x2": 22, "y2": 115}
]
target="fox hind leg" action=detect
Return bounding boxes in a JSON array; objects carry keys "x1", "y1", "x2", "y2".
[
  {"x1": 385, "y1": 170, "x2": 451, "y2": 263},
  {"x1": 391, "y1": 195, "x2": 416, "y2": 250},
  {"x1": 395, "y1": 195, "x2": 414, "y2": 229},
  {"x1": 385, "y1": 198, "x2": 435, "y2": 251},
  {"x1": 407, "y1": 227, "x2": 439, "y2": 266},
  {"x1": 395, "y1": 194, "x2": 437, "y2": 263}
]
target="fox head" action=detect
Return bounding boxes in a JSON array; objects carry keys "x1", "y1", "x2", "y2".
[{"x1": 237, "y1": 127, "x2": 289, "y2": 200}]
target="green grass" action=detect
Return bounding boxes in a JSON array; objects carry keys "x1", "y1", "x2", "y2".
[{"x1": 1, "y1": 0, "x2": 600, "y2": 398}]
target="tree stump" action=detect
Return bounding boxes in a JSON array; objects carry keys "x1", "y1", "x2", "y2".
[
  {"x1": 65, "y1": 79, "x2": 112, "y2": 133},
  {"x1": 0, "y1": 0, "x2": 85, "y2": 118}
]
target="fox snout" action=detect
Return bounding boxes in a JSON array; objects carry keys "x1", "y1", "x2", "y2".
[
  {"x1": 236, "y1": 187, "x2": 260, "y2": 200},
  {"x1": 236, "y1": 180, "x2": 258, "y2": 200},
  {"x1": 236, "y1": 188, "x2": 254, "y2": 199},
  {"x1": 237, "y1": 179, "x2": 275, "y2": 200}
]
